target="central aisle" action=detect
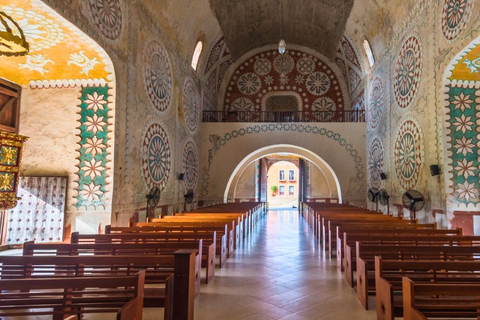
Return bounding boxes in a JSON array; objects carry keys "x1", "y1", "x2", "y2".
[{"x1": 194, "y1": 210, "x2": 378, "y2": 320}]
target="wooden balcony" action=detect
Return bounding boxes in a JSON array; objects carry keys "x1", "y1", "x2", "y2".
[{"x1": 202, "y1": 110, "x2": 366, "y2": 123}]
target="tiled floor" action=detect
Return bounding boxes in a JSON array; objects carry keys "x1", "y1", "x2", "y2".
[
  {"x1": 3, "y1": 210, "x2": 379, "y2": 319},
  {"x1": 192, "y1": 209, "x2": 378, "y2": 320}
]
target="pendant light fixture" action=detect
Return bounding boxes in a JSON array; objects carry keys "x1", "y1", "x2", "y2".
[{"x1": 278, "y1": 0, "x2": 286, "y2": 54}]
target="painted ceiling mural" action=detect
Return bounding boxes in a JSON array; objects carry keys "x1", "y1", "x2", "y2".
[
  {"x1": 87, "y1": 0, "x2": 123, "y2": 41},
  {"x1": 444, "y1": 32, "x2": 480, "y2": 207},
  {"x1": 335, "y1": 34, "x2": 364, "y2": 97},
  {"x1": 0, "y1": 0, "x2": 110, "y2": 87},
  {"x1": 221, "y1": 46, "x2": 349, "y2": 121}
]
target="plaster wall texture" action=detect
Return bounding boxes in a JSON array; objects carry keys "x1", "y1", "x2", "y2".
[
  {"x1": 309, "y1": 163, "x2": 336, "y2": 199},
  {"x1": 231, "y1": 161, "x2": 256, "y2": 200},
  {"x1": 200, "y1": 122, "x2": 367, "y2": 206}
]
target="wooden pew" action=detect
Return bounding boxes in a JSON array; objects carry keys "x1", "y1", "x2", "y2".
[
  {"x1": 174, "y1": 213, "x2": 248, "y2": 239},
  {"x1": 112, "y1": 223, "x2": 235, "y2": 260},
  {"x1": 0, "y1": 270, "x2": 145, "y2": 320},
  {"x1": 337, "y1": 227, "x2": 459, "y2": 271},
  {"x1": 376, "y1": 257, "x2": 480, "y2": 320},
  {"x1": 72, "y1": 230, "x2": 226, "y2": 270},
  {"x1": 134, "y1": 221, "x2": 237, "y2": 255},
  {"x1": 23, "y1": 240, "x2": 205, "y2": 295},
  {"x1": 402, "y1": 277, "x2": 480, "y2": 320},
  {"x1": 352, "y1": 237, "x2": 480, "y2": 309},
  {"x1": 344, "y1": 233, "x2": 475, "y2": 289}
]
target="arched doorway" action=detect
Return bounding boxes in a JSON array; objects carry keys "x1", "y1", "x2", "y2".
[
  {"x1": 0, "y1": 0, "x2": 116, "y2": 242},
  {"x1": 223, "y1": 144, "x2": 341, "y2": 204}
]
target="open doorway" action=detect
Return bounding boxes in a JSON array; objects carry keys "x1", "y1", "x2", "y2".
[{"x1": 267, "y1": 160, "x2": 299, "y2": 209}]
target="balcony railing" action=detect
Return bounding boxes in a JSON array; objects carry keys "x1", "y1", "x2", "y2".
[{"x1": 202, "y1": 110, "x2": 366, "y2": 123}]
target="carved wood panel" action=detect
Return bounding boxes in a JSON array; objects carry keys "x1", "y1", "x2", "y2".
[{"x1": 5, "y1": 176, "x2": 66, "y2": 244}]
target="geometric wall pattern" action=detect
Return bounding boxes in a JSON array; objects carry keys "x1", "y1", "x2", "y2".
[
  {"x1": 203, "y1": 35, "x2": 232, "y2": 97},
  {"x1": 182, "y1": 139, "x2": 199, "y2": 192},
  {"x1": 441, "y1": 0, "x2": 474, "y2": 42},
  {"x1": 141, "y1": 119, "x2": 172, "y2": 192},
  {"x1": 393, "y1": 35, "x2": 422, "y2": 109},
  {"x1": 87, "y1": 0, "x2": 123, "y2": 41},
  {"x1": 335, "y1": 34, "x2": 364, "y2": 96},
  {"x1": 368, "y1": 77, "x2": 384, "y2": 130},
  {"x1": 222, "y1": 47, "x2": 347, "y2": 117},
  {"x1": 393, "y1": 115, "x2": 424, "y2": 191},
  {"x1": 368, "y1": 138, "x2": 384, "y2": 189},
  {"x1": 75, "y1": 85, "x2": 111, "y2": 208},
  {"x1": 182, "y1": 77, "x2": 200, "y2": 134}
]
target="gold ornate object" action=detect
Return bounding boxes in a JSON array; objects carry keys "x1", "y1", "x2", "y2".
[
  {"x1": 0, "y1": 11, "x2": 29, "y2": 57},
  {"x1": 0, "y1": 131, "x2": 28, "y2": 210}
]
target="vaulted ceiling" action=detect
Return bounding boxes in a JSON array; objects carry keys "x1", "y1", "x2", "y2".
[
  {"x1": 147, "y1": 0, "x2": 419, "y2": 67},
  {"x1": 209, "y1": 0, "x2": 354, "y2": 60}
]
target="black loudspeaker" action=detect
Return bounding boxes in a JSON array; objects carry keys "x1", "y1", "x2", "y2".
[
  {"x1": 430, "y1": 165, "x2": 440, "y2": 176},
  {"x1": 178, "y1": 173, "x2": 185, "y2": 180},
  {"x1": 380, "y1": 172, "x2": 387, "y2": 180}
]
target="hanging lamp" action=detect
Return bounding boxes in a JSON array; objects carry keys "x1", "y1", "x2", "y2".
[
  {"x1": 0, "y1": 11, "x2": 29, "y2": 57},
  {"x1": 278, "y1": 0, "x2": 286, "y2": 54}
]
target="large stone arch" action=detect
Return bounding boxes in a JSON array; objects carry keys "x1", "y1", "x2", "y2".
[
  {"x1": 223, "y1": 145, "x2": 341, "y2": 203},
  {"x1": 200, "y1": 122, "x2": 366, "y2": 207}
]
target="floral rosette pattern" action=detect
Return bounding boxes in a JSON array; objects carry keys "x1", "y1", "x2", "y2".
[
  {"x1": 441, "y1": 0, "x2": 473, "y2": 42},
  {"x1": 143, "y1": 40, "x2": 173, "y2": 116},
  {"x1": 182, "y1": 77, "x2": 200, "y2": 134},
  {"x1": 368, "y1": 138, "x2": 384, "y2": 189},
  {"x1": 394, "y1": 116, "x2": 423, "y2": 191},
  {"x1": 141, "y1": 120, "x2": 171, "y2": 191},
  {"x1": 393, "y1": 35, "x2": 422, "y2": 109},
  {"x1": 368, "y1": 77, "x2": 384, "y2": 129},
  {"x1": 182, "y1": 140, "x2": 199, "y2": 192},
  {"x1": 88, "y1": 0, "x2": 123, "y2": 40}
]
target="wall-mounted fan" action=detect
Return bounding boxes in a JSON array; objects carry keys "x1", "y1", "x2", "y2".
[
  {"x1": 146, "y1": 186, "x2": 160, "y2": 221},
  {"x1": 183, "y1": 189, "x2": 194, "y2": 212},
  {"x1": 402, "y1": 190, "x2": 425, "y2": 221},
  {"x1": 367, "y1": 187, "x2": 380, "y2": 212},
  {"x1": 184, "y1": 189, "x2": 194, "y2": 204},
  {"x1": 378, "y1": 189, "x2": 390, "y2": 215}
]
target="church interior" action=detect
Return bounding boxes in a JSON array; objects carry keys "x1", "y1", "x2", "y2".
[{"x1": 1, "y1": 0, "x2": 480, "y2": 319}]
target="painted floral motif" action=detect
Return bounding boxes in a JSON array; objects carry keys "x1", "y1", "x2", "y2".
[
  {"x1": 393, "y1": 35, "x2": 422, "y2": 109},
  {"x1": 446, "y1": 85, "x2": 479, "y2": 205},
  {"x1": 141, "y1": 121, "x2": 171, "y2": 191},
  {"x1": 254, "y1": 58, "x2": 271, "y2": 76},
  {"x1": 182, "y1": 77, "x2": 200, "y2": 134},
  {"x1": 182, "y1": 140, "x2": 199, "y2": 192},
  {"x1": 76, "y1": 86, "x2": 110, "y2": 208},
  {"x1": 19, "y1": 54, "x2": 53, "y2": 75},
  {"x1": 88, "y1": 0, "x2": 123, "y2": 40},
  {"x1": 452, "y1": 91, "x2": 474, "y2": 111},
  {"x1": 368, "y1": 77, "x2": 383, "y2": 129},
  {"x1": 296, "y1": 57, "x2": 315, "y2": 75},
  {"x1": 274, "y1": 54, "x2": 295, "y2": 74},
  {"x1": 457, "y1": 181, "x2": 478, "y2": 202},
  {"x1": 143, "y1": 40, "x2": 173, "y2": 115},
  {"x1": 368, "y1": 138, "x2": 384, "y2": 189},
  {"x1": 0, "y1": 6, "x2": 65, "y2": 52},
  {"x1": 231, "y1": 97, "x2": 255, "y2": 112},
  {"x1": 264, "y1": 75, "x2": 274, "y2": 85},
  {"x1": 237, "y1": 73, "x2": 261, "y2": 95},
  {"x1": 463, "y1": 55, "x2": 480, "y2": 73},
  {"x1": 68, "y1": 51, "x2": 99, "y2": 76},
  {"x1": 306, "y1": 72, "x2": 331, "y2": 96},
  {"x1": 442, "y1": 0, "x2": 473, "y2": 41},
  {"x1": 394, "y1": 117, "x2": 423, "y2": 191},
  {"x1": 85, "y1": 92, "x2": 107, "y2": 112},
  {"x1": 312, "y1": 97, "x2": 336, "y2": 121}
]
